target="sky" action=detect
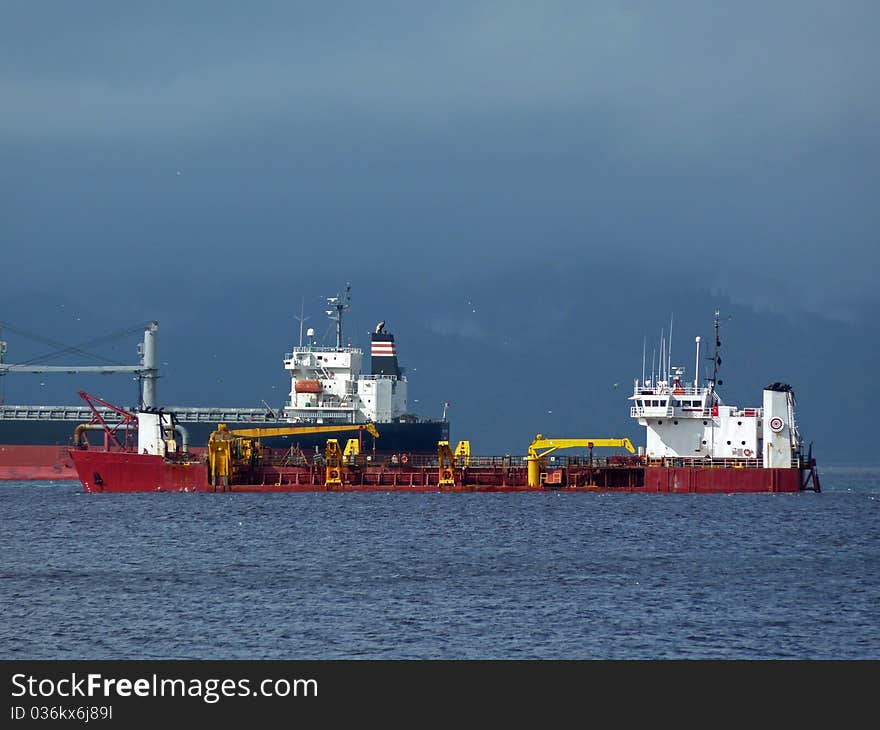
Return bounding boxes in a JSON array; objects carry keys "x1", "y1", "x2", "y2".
[{"x1": 1, "y1": 1, "x2": 877, "y2": 462}]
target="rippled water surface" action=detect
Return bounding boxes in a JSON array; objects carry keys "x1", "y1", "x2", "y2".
[{"x1": 1, "y1": 465, "x2": 877, "y2": 659}]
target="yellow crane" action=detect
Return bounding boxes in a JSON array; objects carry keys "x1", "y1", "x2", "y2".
[
  {"x1": 526, "y1": 433, "x2": 635, "y2": 487},
  {"x1": 208, "y1": 422, "x2": 379, "y2": 486},
  {"x1": 213, "y1": 423, "x2": 379, "y2": 441}
]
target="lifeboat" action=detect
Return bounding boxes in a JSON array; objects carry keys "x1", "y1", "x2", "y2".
[{"x1": 295, "y1": 379, "x2": 323, "y2": 394}]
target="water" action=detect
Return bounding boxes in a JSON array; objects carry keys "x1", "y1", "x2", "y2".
[{"x1": 1, "y1": 465, "x2": 877, "y2": 659}]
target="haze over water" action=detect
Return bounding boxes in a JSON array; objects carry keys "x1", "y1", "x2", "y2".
[{"x1": 1, "y1": 465, "x2": 876, "y2": 660}]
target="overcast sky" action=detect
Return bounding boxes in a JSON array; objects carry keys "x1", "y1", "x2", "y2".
[{"x1": 1, "y1": 2, "x2": 877, "y2": 460}]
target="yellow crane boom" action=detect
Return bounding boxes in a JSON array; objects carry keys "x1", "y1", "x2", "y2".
[
  {"x1": 528, "y1": 433, "x2": 634, "y2": 459},
  {"x1": 526, "y1": 433, "x2": 635, "y2": 487},
  {"x1": 215, "y1": 422, "x2": 379, "y2": 440}
]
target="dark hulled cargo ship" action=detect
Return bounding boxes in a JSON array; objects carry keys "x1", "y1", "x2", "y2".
[{"x1": 0, "y1": 288, "x2": 448, "y2": 480}]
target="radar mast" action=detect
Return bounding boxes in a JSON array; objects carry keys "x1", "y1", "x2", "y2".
[{"x1": 326, "y1": 283, "x2": 351, "y2": 348}]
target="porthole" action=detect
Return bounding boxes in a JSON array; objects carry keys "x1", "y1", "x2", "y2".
[
  {"x1": 702, "y1": 440, "x2": 707, "y2": 445},
  {"x1": 703, "y1": 421, "x2": 708, "y2": 426},
  {"x1": 741, "y1": 440, "x2": 746, "y2": 446},
  {"x1": 737, "y1": 421, "x2": 742, "y2": 426},
  {"x1": 726, "y1": 440, "x2": 731, "y2": 445},
  {"x1": 658, "y1": 420, "x2": 663, "y2": 425},
  {"x1": 673, "y1": 420, "x2": 678, "y2": 425}
]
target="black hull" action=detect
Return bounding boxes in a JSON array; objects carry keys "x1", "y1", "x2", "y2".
[
  {"x1": 0, "y1": 412, "x2": 449, "y2": 454},
  {"x1": 234, "y1": 420, "x2": 449, "y2": 455}
]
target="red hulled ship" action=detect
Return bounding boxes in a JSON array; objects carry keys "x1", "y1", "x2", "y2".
[{"x1": 67, "y1": 312, "x2": 820, "y2": 494}]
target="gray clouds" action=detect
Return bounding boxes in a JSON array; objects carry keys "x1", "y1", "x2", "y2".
[
  {"x1": 0, "y1": 2, "x2": 878, "y2": 459},
  {"x1": 2, "y1": 2, "x2": 876, "y2": 153}
]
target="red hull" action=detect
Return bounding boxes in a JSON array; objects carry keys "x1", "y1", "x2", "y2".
[
  {"x1": 71, "y1": 450, "x2": 209, "y2": 492},
  {"x1": 70, "y1": 450, "x2": 815, "y2": 494},
  {"x1": 0, "y1": 445, "x2": 77, "y2": 481},
  {"x1": 644, "y1": 466, "x2": 804, "y2": 493},
  {"x1": 0, "y1": 444, "x2": 212, "y2": 482}
]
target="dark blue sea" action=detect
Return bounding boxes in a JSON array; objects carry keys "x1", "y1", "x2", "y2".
[{"x1": 1, "y1": 465, "x2": 877, "y2": 660}]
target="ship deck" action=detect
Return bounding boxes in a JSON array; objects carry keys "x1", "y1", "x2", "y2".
[{"x1": 69, "y1": 449, "x2": 819, "y2": 494}]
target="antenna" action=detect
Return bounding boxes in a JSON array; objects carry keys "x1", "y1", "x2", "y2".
[
  {"x1": 0, "y1": 324, "x2": 5, "y2": 405},
  {"x1": 325, "y1": 283, "x2": 352, "y2": 349},
  {"x1": 663, "y1": 334, "x2": 667, "y2": 382},
  {"x1": 707, "y1": 309, "x2": 729, "y2": 394},
  {"x1": 712, "y1": 309, "x2": 720, "y2": 389},
  {"x1": 295, "y1": 297, "x2": 310, "y2": 348},
  {"x1": 668, "y1": 313, "x2": 673, "y2": 381},
  {"x1": 659, "y1": 328, "x2": 665, "y2": 382},
  {"x1": 641, "y1": 336, "x2": 646, "y2": 385}
]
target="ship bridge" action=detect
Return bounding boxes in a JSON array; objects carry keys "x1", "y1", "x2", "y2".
[
  {"x1": 281, "y1": 289, "x2": 409, "y2": 424},
  {"x1": 630, "y1": 382, "x2": 722, "y2": 420},
  {"x1": 629, "y1": 365, "x2": 724, "y2": 419},
  {"x1": 630, "y1": 371, "x2": 765, "y2": 461}
]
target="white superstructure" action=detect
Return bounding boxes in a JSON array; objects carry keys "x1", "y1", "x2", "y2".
[
  {"x1": 629, "y1": 312, "x2": 802, "y2": 467},
  {"x1": 136, "y1": 410, "x2": 182, "y2": 456},
  {"x1": 281, "y1": 287, "x2": 408, "y2": 425},
  {"x1": 282, "y1": 345, "x2": 408, "y2": 424}
]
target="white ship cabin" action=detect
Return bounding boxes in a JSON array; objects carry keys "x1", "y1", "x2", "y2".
[
  {"x1": 281, "y1": 341, "x2": 408, "y2": 425},
  {"x1": 630, "y1": 368, "x2": 801, "y2": 468}
]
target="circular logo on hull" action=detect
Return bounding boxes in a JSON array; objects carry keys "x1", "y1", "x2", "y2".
[{"x1": 769, "y1": 417, "x2": 785, "y2": 433}]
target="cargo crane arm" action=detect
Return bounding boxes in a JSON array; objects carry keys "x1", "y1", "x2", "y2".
[
  {"x1": 525, "y1": 434, "x2": 635, "y2": 488},
  {"x1": 528, "y1": 434, "x2": 635, "y2": 459},
  {"x1": 214, "y1": 422, "x2": 379, "y2": 440}
]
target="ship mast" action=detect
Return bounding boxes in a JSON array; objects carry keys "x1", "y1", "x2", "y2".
[
  {"x1": 325, "y1": 283, "x2": 351, "y2": 348},
  {"x1": 296, "y1": 297, "x2": 309, "y2": 348},
  {"x1": 707, "y1": 309, "x2": 724, "y2": 397},
  {"x1": 0, "y1": 325, "x2": 6, "y2": 405}
]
